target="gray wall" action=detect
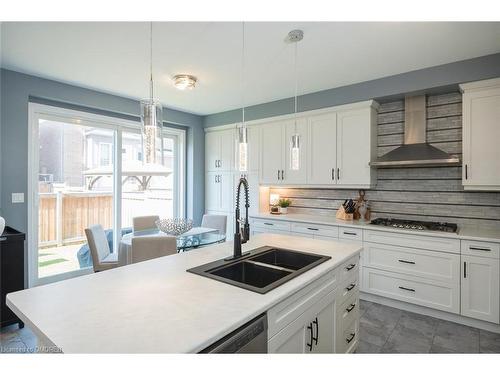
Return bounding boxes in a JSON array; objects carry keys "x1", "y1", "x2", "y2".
[
  {"x1": 270, "y1": 92, "x2": 500, "y2": 230},
  {"x1": 0, "y1": 69, "x2": 205, "y2": 237},
  {"x1": 203, "y1": 52, "x2": 500, "y2": 127}
]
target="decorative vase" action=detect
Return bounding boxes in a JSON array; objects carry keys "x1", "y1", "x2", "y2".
[
  {"x1": 358, "y1": 202, "x2": 368, "y2": 222},
  {"x1": 279, "y1": 207, "x2": 288, "y2": 214}
]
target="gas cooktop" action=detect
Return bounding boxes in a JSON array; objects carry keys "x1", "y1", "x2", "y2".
[{"x1": 369, "y1": 218, "x2": 458, "y2": 233}]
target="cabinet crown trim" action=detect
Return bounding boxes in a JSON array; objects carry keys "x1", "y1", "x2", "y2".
[
  {"x1": 459, "y1": 77, "x2": 500, "y2": 92},
  {"x1": 204, "y1": 99, "x2": 379, "y2": 132}
]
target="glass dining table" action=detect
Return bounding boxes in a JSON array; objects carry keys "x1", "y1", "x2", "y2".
[{"x1": 119, "y1": 227, "x2": 226, "y2": 264}]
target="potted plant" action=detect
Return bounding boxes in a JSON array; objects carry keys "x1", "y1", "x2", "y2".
[{"x1": 278, "y1": 198, "x2": 292, "y2": 214}]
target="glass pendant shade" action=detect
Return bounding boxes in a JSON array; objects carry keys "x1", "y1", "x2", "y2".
[
  {"x1": 237, "y1": 125, "x2": 248, "y2": 172},
  {"x1": 140, "y1": 98, "x2": 162, "y2": 164},
  {"x1": 290, "y1": 133, "x2": 300, "y2": 171}
]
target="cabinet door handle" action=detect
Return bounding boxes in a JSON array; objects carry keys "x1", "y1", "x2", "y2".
[
  {"x1": 465, "y1": 164, "x2": 468, "y2": 180},
  {"x1": 306, "y1": 323, "x2": 313, "y2": 351},
  {"x1": 346, "y1": 303, "x2": 356, "y2": 313},
  {"x1": 469, "y1": 246, "x2": 491, "y2": 252},
  {"x1": 398, "y1": 259, "x2": 415, "y2": 265},
  {"x1": 398, "y1": 286, "x2": 415, "y2": 292},
  {"x1": 464, "y1": 261, "x2": 467, "y2": 278},
  {"x1": 312, "y1": 318, "x2": 319, "y2": 345},
  {"x1": 307, "y1": 227, "x2": 319, "y2": 231},
  {"x1": 277, "y1": 170, "x2": 280, "y2": 180},
  {"x1": 346, "y1": 283, "x2": 356, "y2": 291},
  {"x1": 332, "y1": 168, "x2": 334, "y2": 180},
  {"x1": 215, "y1": 160, "x2": 217, "y2": 168},
  {"x1": 263, "y1": 222, "x2": 274, "y2": 226},
  {"x1": 346, "y1": 263, "x2": 356, "y2": 271},
  {"x1": 337, "y1": 168, "x2": 340, "y2": 180},
  {"x1": 281, "y1": 170, "x2": 284, "y2": 180},
  {"x1": 346, "y1": 333, "x2": 356, "y2": 344}
]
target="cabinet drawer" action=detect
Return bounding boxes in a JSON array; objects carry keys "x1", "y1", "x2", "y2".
[
  {"x1": 364, "y1": 242, "x2": 460, "y2": 284},
  {"x1": 337, "y1": 274, "x2": 359, "y2": 305},
  {"x1": 339, "y1": 227, "x2": 363, "y2": 241},
  {"x1": 364, "y1": 230, "x2": 460, "y2": 254},
  {"x1": 337, "y1": 294, "x2": 359, "y2": 332},
  {"x1": 251, "y1": 218, "x2": 291, "y2": 232},
  {"x1": 291, "y1": 222, "x2": 339, "y2": 239},
  {"x1": 363, "y1": 268, "x2": 459, "y2": 313},
  {"x1": 267, "y1": 269, "x2": 338, "y2": 338},
  {"x1": 461, "y1": 240, "x2": 500, "y2": 259},
  {"x1": 337, "y1": 318, "x2": 359, "y2": 354},
  {"x1": 340, "y1": 255, "x2": 360, "y2": 281}
]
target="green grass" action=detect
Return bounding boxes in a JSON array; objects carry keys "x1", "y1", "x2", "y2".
[
  {"x1": 38, "y1": 258, "x2": 68, "y2": 267},
  {"x1": 38, "y1": 253, "x2": 54, "y2": 257}
]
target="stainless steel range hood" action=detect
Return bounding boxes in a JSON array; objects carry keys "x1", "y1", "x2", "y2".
[{"x1": 370, "y1": 95, "x2": 460, "y2": 168}]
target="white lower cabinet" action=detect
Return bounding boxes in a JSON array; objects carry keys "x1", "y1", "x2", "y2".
[
  {"x1": 268, "y1": 290, "x2": 336, "y2": 353},
  {"x1": 461, "y1": 255, "x2": 500, "y2": 324}
]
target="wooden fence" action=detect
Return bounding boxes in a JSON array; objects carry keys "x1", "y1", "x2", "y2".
[{"x1": 39, "y1": 192, "x2": 113, "y2": 246}]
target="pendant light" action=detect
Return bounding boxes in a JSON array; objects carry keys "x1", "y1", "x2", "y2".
[
  {"x1": 288, "y1": 29, "x2": 303, "y2": 171},
  {"x1": 237, "y1": 22, "x2": 248, "y2": 173},
  {"x1": 140, "y1": 22, "x2": 162, "y2": 165}
]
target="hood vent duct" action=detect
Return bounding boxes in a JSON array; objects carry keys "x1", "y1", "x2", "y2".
[{"x1": 370, "y1": 95, "x2": 461, "y2": 168}]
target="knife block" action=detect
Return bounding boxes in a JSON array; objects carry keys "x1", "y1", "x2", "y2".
[{"x1": 336, "y1": 206, "x2": 353, "y2": 221}]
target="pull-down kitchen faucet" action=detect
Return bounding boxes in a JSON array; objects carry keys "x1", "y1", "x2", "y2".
[{"x1": 229, "y1": 176, "x2": 250, "y2": 260}]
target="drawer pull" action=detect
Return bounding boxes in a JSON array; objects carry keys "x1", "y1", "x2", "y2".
[
  {"x1": 346, "y1": 333, "x2": 356, "y2": 344},
  {"x1": 469, "y1": 246, "x2": 491, "y2": 252},
  {"x1": 346, "y1": 303, "x2": 356, "y2": 313},
  {"x1": 343, "y1": 232, "x2": 357, "y2": 236},
  {"x1": 263, "y1": 223, "x2": 274, "y2": 226},
  {"x1": 398, "y1": 286, "x2": 415, "y2": 292},
  {"x1": 346, "y1": 264, "x2": 356, "y2": 271},
  {"x1": 346, "y1": 283, "x2": 356, "y2": 291},
  {"x1": 398, "y1": 259, "x2": 415, "y2": 265},
  {"x1": 307, "y1": 227, "x2": 319, "y2": 231}
]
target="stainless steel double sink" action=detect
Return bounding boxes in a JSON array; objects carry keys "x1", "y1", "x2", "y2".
[{"x1": 187, "y1": 246, "x2": 331, "y2": 294}]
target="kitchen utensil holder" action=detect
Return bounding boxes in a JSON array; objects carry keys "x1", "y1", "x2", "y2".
[{"x1": 336, "y1": 206, "x2": 353, "y2": 221}]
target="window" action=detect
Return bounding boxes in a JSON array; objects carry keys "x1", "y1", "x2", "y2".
[{"x1": 29, "y1": 103, "x2": 185, "y2": 287}]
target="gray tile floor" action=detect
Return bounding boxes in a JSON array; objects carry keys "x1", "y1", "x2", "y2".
[
  {"x1": 357, "y1": 300, "x2": 500, "y2": 353},
  {"x1": 2, "y1": 300, "x2": 500, "y2": 353}
]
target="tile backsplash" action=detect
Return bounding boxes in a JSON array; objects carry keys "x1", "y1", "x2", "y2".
[{"x1": 270, "y1": 92, "x2": 500, "y2": 230}]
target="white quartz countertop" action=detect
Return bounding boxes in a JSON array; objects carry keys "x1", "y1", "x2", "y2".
[
  {"x1": 7, "y1": 234, "x2": 361, "y2": 353},
  {"x1": 250, "y1": 213, "x2": 500, "y2": 243}
]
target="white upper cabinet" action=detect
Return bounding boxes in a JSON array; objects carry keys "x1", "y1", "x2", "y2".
[
  {"x1": 336, "y1": 106, "x2": 377, "y2": 188},
  {"x1": 205, "y1": 128, "x2": 234, "y2": 172},
  {"x1": 260, "y1": 120, "x2": 284, "y2": 184},
  {"x1": 307, "y1": 113, "x2": 337, "y2": 184},
  {"x1": 460, "y1": 78, "x2": 500, "y2": 191}
]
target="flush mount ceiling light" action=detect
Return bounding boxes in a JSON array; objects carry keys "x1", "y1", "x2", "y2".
[{"x1": 173, "y1": 74, "x2": 197, "y2": 90}]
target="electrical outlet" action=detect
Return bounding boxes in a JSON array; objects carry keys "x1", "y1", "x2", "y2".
[{"x1": 12, "y1": 193, "x2": 25, "y2": 203}]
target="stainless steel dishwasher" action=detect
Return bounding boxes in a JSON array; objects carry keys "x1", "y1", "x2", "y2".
[{"x1": 200, "y1": 313, "x2": 267, "y2": 353}]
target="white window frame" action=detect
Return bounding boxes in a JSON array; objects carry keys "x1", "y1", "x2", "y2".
[
  {"x1": 98, "y1": 142, "x2": 113, "y2": 166},
  {"x1": 28, "y1": 103, "x2": 186, "y2": 287}
]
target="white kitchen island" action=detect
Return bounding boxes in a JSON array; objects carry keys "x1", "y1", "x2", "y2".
[{"x1": 7, "y1": 233, "x2": 361, "y2": 353}]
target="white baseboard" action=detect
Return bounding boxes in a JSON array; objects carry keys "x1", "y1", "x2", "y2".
[{"x1": 360, "y1": 291, "x2": 500, "y2": 334}]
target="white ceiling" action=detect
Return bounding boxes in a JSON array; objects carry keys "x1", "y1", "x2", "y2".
[{"x1": 2, "y1": 22, "x2": 500, "y2": 115}]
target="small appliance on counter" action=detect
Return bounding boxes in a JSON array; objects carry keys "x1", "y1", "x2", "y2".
[{"x1": 1, "y1": 226, "x2": 26, "y2": 328}]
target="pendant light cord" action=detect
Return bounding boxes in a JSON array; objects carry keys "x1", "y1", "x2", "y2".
[
  {"x1": 293, "y1": 37, "x2": 298, "y2": 133},
  {"x1": 150, "y1": 22, "x2": 154, "y2": 100},
  {"x1": 241, "y1": 22, "x2": 245, "y2": 125}
]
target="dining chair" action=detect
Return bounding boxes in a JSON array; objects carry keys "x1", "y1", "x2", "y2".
[
  {"x1": 133, "y1": 215, "x2": 160, "y2": 232},
  {"x1": 131, "y1": 236, "x2": 177, "y2": 264},
  {"x1": 85, "y1": 224, "x2": 120, "y2": 272},
  {"x1": 201, "y1": 214, "x2": 227, "y2": 237}
]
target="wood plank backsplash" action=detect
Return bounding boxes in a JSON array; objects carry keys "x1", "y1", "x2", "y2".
[{"x1": 270, "y1": 92, "x2": 500, "y2": 230}]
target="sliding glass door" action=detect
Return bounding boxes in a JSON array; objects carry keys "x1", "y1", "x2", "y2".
[{"x1": 29, "y1": 104, "x2": 185, "y2": 286}]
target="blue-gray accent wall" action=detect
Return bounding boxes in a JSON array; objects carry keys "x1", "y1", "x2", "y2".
[
  {"x1": 0, "y1": 69, "x2": 205, "y2": 238},
  {"x1": 203, "y1": 52, "x2": 500, "y2": 127}
]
